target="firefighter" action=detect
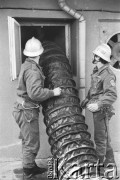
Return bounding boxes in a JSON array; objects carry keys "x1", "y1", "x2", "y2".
[
  {"x1": 81, "y1": 44, "x2": 117, "y2": 168},
  {"x1": 12, "y1": 37, "x2": 62, "y2": 180}
]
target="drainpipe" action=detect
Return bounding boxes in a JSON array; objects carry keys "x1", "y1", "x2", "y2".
[
  {"x1": 58, "y1": 0, "x2": 84, "y2": 21},
  {"x1": 58, "y1": 0, "x2": 86, "y2": 104}
]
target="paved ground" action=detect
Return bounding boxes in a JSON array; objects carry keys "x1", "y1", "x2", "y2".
[
  {"x1": 0, "y1": 159, "x2": 48, "y2": 180},
  {"x1": 0, "y1": 152, "x2": 120, "y2": 180}
]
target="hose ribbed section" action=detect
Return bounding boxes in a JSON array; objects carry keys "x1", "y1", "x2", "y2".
[{"x1": 40, "y1": 41, "x2": 98, "y2": 179}]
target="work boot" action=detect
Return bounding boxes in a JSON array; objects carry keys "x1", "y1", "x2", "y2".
[
  {"x1": 104, "y1": 149, "x2": 116, "y2": 168},
  {"x1": 32, "y1": 163, "x2": 47, "y2": 175},
  {"x1": 23, "y1": 164, "x2": 47, "y2": 179},
  {"x1": 23, "y1": 168, "x2": 36, "y2": 180}
]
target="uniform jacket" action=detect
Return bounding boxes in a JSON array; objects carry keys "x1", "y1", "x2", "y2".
[
  {"x1": 17, "y1": 58, "x2": 54, "y2": 104},
  {"x1": 86, "y1": 64, "x2": 117, "y2": 108}
]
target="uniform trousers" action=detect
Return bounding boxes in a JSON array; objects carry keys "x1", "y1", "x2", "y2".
[
  {"x1": 93, "y1": 111, "x2": 113, "y2": 157},
  {"x1": 13, "y1": 102, "x2": 40, "y2": 168}
]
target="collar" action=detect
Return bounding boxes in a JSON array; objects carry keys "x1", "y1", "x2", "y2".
[
  {"x1": 96, "y1": 64, "x2": 109, "y2": 75},
  {"x1": 26, "y1": 58, "x2": 38, "y2": 64},
  {"x1": 26, "y1": 58, "x2": 43, "y2": 71}
]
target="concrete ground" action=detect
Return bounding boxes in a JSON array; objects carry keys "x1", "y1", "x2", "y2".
[
  {"x1": 0, "y1": 152, "x2": 120, "y2": 180},
  {"x1": 0, "y1": 158, "x2": 48, "y2": 180}
]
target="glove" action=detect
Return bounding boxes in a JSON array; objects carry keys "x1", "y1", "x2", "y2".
[
  {"x1": 53, "y1": 87, "x2": 62, "y2": 96},
  {"x1": 87, "y1": 103, "x2": 99, "y2": 112},
  {"x1": 81, "y1": 99, "x2": 89, "y2": 109}
]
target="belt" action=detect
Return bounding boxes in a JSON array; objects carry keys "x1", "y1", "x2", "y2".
[{"x1": 17, "y1": 96, "x2": 40, "y2": 109}]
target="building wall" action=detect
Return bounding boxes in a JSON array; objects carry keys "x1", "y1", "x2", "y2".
[
  {"x1": 0, "y1": 0, "x2": 120, "y2": 160},
  {"x1": 1, "y1": 0, "x2": 120, "y2": 11}
]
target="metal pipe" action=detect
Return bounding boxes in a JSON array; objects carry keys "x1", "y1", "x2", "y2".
[
  {"x1": 58, "y1": 0, "x2": 86, "y2": 103},
  {"x1": 57, "y1": 0, "x2": 84, "y2": 21}
]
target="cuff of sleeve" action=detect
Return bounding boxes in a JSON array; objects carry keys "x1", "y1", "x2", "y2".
[
  {"x1": 49, "y1": 90, "x2": 54, "y2": 98},
  {"x1": 97, "y1": 101, "x2": 102, "y2": 109}
]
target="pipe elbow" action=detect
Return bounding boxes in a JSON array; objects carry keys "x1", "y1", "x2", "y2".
[{"x1": 58, "y1": 0, "x2": 85, "y2": 21}]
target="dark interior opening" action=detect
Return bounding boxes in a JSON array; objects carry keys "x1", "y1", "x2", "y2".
[
  {"x1": 15, "y1": 17, "x2": 77, "y2": 77},
  {"x1": 21, "y1": 26, "x2": 65, "y2": 62}
]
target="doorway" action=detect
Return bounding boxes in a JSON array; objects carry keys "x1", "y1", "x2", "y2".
[
  {"x1": 21, "y1": 25, "x2": 66, "y2": 63},
  {"x1": 8, "y1": 16, "x2": 83, "y2": 83},
  {"x1": 8, "y1": 17, "x2": 72, "y2": 80}
]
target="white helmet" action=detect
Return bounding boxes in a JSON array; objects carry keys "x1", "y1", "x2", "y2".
[
  {"x1": 23, "y1": 37, "x2": 44, "y2": 57},
  {"x1": 93, "y1": 44, "x2": 111, "y2": 62}
]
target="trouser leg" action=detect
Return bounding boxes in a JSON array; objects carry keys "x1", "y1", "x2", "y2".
[
  {"x1": 13, "y1": 104, "x2": 40, "y2": 168},
  {"x1": 104, "y1": 148, "x2": 115, "y2": 166},
  {"x1": 93, "y1": 115, "x2": 107, "y2": 159},
  {"x1": 93, "y1": 114, "x2": 107, "y2": 176},
  {"x1": 21, "y1": 109, "x2": 40, "y2": 168},
  {"x1": 93, "y1": 113, "x2": 116, "y2": 166},
  {"x1": 105, "y1": 119, "x2": 115, "y2": 165},
  {"x1": 104, "y1": 119, "x2": 115, "y2": 166}
]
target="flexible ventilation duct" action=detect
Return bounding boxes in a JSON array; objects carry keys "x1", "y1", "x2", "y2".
[{"x1": 40, "y1": 41, "x2": 98, "y2": 179}]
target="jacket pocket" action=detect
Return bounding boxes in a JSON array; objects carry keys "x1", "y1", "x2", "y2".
[
  {"x1": 91, "y1": 76, "x2": 101, "y2": 89},
  {"x1": 12, "y1": 108, "x2": 23, "y2": 127},
  {"x1": 13, "y1": 102, "x2": 39, "y2": 125}
]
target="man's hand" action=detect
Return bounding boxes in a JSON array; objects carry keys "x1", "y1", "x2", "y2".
[
  {"x1": 87, "y1": 103, "x2": 99, "y2": 112},
  {"x1": 53, "y1": 87, "x2": 62, "y2": 96}
]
